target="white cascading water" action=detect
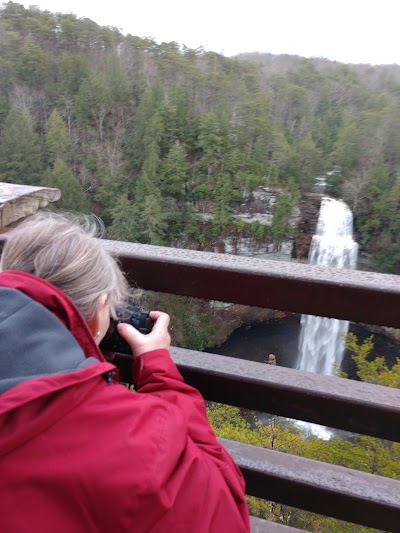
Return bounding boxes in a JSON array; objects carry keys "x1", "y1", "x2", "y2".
[{"x1": 297, "y1": 197, "x2": 358, "y2": 376}]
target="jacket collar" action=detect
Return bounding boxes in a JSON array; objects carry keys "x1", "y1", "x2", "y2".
[{"x1": 0, "y1": 270, "x2": 105, "y2": 362}]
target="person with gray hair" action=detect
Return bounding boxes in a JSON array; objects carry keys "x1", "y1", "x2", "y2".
[{"x1": 0, "y1": 212, "x2": 250, "y2": 533}]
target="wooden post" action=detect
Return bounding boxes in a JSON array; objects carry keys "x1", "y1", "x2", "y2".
[{"x1": 0, "y1": 182, "x2": 61, "y2": 232}]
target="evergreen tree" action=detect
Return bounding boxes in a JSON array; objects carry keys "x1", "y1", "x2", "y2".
[
  {"x1": 91, "y1": 74, "x2": 112, "y2": 141},
  {"x1": 123, "y1": 87, "x2": 164, "y2": 176},
  {"x1": 139, "y1": 194, "x2": 168, "y2": 245},
  {"x1": 132, "y1": 111, "x2": 163, "y2": 201},
  {"x1": 57, "y1": 51, "x2": 89, "y2": 95},
  {"x1": 292, "y1": 133, "x2": 323, "y2": 190},
  {"x1": 75, "y1": 78, "x2": 94, "y2": 128},
  {"x1": 109, "y1": 189, "x2": 167, "y2": 245},
  {"x1": 44, "y1": 109, "x2": 71, "y2": 165},
  {"x1": 198, "y1": 111, "x2": 230, "y2": 178},
  {"x1": 41, "y1": 159, "x2": 89, "y2": 212},
  {"x1": 367, "y1": 156, "x2": 390, "y2": 197},
  {"x1": 0, "y1": 106, "x2": 42, "y2": 184},
  {"x1": 160, "y1": 141, "x2": 190, "y2": 199},
  {"x1": 331, "y1": 115, "x2": 362, "y2": 191},
  {"x1": 108, "y1": 195, "x2": 139, "y2": 242},
  {"x1": 160, "y1": 85, "x2": 197, "y2": 149},
  {"x1": 211, "y1": 176, "x2": 239, "y2": 236},
  {"x1": 270, "y1": 180, "x2": 299, "y2": 248}
]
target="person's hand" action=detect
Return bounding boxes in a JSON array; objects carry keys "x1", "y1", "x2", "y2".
[{"x1": 117, "y1": 311, "x2": 171, "y2": 359}]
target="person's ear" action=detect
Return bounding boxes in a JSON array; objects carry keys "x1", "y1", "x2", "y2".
[
  {"x1": 93, "y1": 293, "x2": 110, "y2": 345},
  {"x1": 97, "y1": 293, "x2": 108, "y2": 311},
  {"x1": 87, "y1": 294, "x2": 109, "y2": 341}
]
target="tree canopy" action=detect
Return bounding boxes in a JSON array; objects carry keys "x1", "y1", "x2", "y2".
[{"x1": 1, "y1": 2, "x2": 400, "y2": 269}]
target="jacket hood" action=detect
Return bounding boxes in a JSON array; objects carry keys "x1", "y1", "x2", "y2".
[{"x1": 0, "y1": 271, "x2": 106, "y2": 395}]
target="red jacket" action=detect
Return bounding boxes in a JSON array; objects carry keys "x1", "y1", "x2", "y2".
[{"x1": 0, "y1": 271, "x2": 250, "y2": 532}]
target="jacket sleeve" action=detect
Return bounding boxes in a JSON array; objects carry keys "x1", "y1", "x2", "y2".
[{"x1": 132, "y1": 348, "x2": 250, "y2": 533}]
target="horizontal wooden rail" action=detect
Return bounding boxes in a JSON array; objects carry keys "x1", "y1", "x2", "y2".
[
  {"x1": 222, "y1": 438, "x2": 400, "y2": 532},
  {"x1": 116, "y1": 348, "x2": 400, "y2": 442},
  {"x1": 2, "y1": 235, "x2": 400, "y2": 328},
  {"x1": 99, "y1": 239, "x2": 400, "y2": 328}
]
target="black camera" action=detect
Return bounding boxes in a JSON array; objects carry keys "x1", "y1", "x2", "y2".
[{"x1": 100, "y1": 303, "x2": 154, "y2": 355}]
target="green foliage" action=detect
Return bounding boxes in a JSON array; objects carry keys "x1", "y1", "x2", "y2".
[
  {"x1": 247, "y1": 221, "x2": 267, "y2": 240},
  {"x1": 57, "y1": 51, "x2": 89, "y2": 95},
  {"x1": 108, "y1": 191, "x2": 167, "y2": 245},
  {"x1": 210, "y1": 177, "x2": 240, "y2": 236},
  {"x1": 44, "y1": 109, "x2": 71, "y2": 165},
  {"x1": 270, "y1": 182, "x2": 299, "y2": 245},
  {"x1": 41, "y1": 159, "x2": 89, "y2": 212},
  {"x1": 331, "y1": 115, "x2": 361, "y2": 182},
  {"x1": 233, "y1": 171, "x2": 268, "y2": 194},
  {"x1": 367, "y1": 156, "x2": 390, "y2": 197},
  {"x1": 160, "y1": 141, "x2": 190, "y2": 199},
  {"x1": 190, "y1": 183, "x2": 212, "y2": 201},
  {"x1": 235, "y1": 217, "x2": 246, "y2": 233},
  {"x1": 123, "y1": 87, "x2": 164, "y2": 175},
  {"x1": 344, "y1": 333, "x2": 400, "y2": 388},
  {"x1": 198, "y1": 111, "x2": 231, "y2": 177},
  {"x1": 160, "y1": 85, "x2": 198, "y2": 149},
  {"x1": 291, "y1": 133, "x2": 324, "y2": 189},
  {"x1": 205, "y1": 332, "x2": 400, "y2": 531},
  {"x1": 141, "y1": 293, "x2": 220, "y2": 351},
  {"x1": 139, "y1": 194, "x2": 168, "y2": 245},
  {"x1": 183, "y1": 205, "x2": 201, "y2": 241},
  {"x1": 107, "y1": 195, "x2": 138, "y2": 242},
  {"x1": 255, "y1": 223, "x2": 267, "y2": 240},
  {"x1": 0, "y1": 105, "x2": 42, "y2": 184},
  {"x1": 207, "y1": 401, "x2": 399, "y2": 530},
  {"x1": 358, "y1": 165, "x2": 400, "y2": 271},
  {"x1": 14, "y1": 35, "x2": 52, "y2": 87},
  {"x1": 1, "y1": 2, "x2": 400, "y2": 263},
  {"x1": 206, "y1": 403, "x2": 387, "y2": 530},
  {"x1": 181, "y1": 311, "x2": 217, "y2": 352},
  {"x1": 198, "y1": 111, "x2": 230, "y2": 156},
  {"x1": 373, "y1": 242, "x2": 400, "y2": 272}
]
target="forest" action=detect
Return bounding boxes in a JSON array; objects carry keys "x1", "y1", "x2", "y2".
[
  {"x1": 1, "y1": 4, "x2": 399, "y2": 531},
  {"x1": 1, "y1": 2, "x2": 400, "y2": 271}
]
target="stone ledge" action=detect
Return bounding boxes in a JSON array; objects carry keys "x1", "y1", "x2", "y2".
[{"x1": 0, "y1": 182, "x2": 61, "y2": 229}]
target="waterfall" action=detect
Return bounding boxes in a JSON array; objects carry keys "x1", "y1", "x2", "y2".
[{"x1": 297, "y1": 197, "x2": 358, "y2": 376}]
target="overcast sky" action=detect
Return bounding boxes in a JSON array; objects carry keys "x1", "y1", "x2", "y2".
[{"x1": 19, "y1": 1, "x2": 399, "y2": 65}]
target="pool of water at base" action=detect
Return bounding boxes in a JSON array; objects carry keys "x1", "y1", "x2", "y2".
[{"x1": 208, "y1": 316, "x2": 400, "y2": 439}]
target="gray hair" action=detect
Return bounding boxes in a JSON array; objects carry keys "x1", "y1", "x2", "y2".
[{"x1": 0, "y1": 211, "x2": 130, "y2": 320}]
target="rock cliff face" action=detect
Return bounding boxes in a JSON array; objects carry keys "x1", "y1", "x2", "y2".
[
  {"x1": 185, "y1": 187, "x2": 322, "y2": 262},
  {"x1": 177, "y1": 190, "x2": 400, "y2": 351},
  {"x1": 291, "y1": 192, "x2": 323, "y2": 260}
]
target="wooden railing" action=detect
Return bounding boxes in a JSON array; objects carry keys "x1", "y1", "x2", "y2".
[{"x1": 1, "y1": 235, "x2": 400, "y2": 532}]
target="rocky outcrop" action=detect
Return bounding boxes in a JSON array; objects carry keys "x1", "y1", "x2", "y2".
[
  {"x1": 233, "y1": 187, "x2": 277, "y2": 225},
  {"x1": 190, "y1": 187, "x2": 321, "y2": 261},
  {"x1": 195, "y1": 187, "x2": 279, "y2": 227},
  {"x1": 292, "y1": 192, "x2": 323, "y2": 260},
  {"x1": 0, "y1": 182, "x2": 60, "y2": 230},
  {"x1": 361, "y1": 324, "x2": 400, "y2": 345}
]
